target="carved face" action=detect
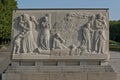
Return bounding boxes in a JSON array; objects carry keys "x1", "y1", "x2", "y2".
[
  {"x1": 66, "y1": 13, "x2": 73, "y2": 21},
  {"x1": 55, "y1": 33, "x2": 60, "y2": 39},
  {"x1": 43, "y1": 16, "x2": 48, "y2": 22},
  {"x1": 23, "y1": 14, "x2": 30, "y2": 21},
  {"x1": 30, "y1": 16, "x2": 36, "y2": 21},
  {"x1": 96, "y1": 13, "x2": 102, "y2": 20},
  {"x1": 89, "y1": 15, "x2": 95, "y2": 21},
  {"x1": 87, "y1": 23, "x2": 91, "y2": 28}
]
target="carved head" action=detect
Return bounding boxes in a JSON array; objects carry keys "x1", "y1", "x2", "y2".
[
  {"x1": 30, "y1": 16, "x2": 36, "y2": 21},
  {"x1": 101, "y1": 15, "x2": 106, "y2": 20},
  {"x1": 54, "y1": 33, "x2": 60, "y2": 39},
  {"x1": 89, "y1": 15, "x2": 95, "y2": 21},
  {"x1": 96, "y1": 13, "x2": 103, "y2": 19},
  {"x1": 18, "y1": 15, "x2": 23, "y2": 22},
  {"x1": 43, "y1": 14, "x2": 49, "y2": 22},
  {"x1": 84, "y1": 22, "x2": 90, "y2": 29},
  {"x1": 66, "y1": 13, "x2": 74, "y2": 21},
  {"x1": 22, "y1": 13, "x2": 30, "y2": 21}
]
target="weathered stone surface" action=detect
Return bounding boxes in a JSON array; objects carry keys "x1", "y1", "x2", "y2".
[
  {"x1": 3, "y1": 70, "x2": 116, "y2": 80},
  {"x1": 12, "y1": 54, "x2": 108, "y2": 60},
  {"x1": 11, "y1": 9, "x2": 109, "y2": 61}
]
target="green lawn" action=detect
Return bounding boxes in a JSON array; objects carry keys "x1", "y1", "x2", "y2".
[{"x1": 109, "y1": 40, "x2": 120, "y2": 51}]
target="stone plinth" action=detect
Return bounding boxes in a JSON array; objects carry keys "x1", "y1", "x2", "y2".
[
  {"x1": 12, "y1": 54, "x2": 108, "y2": 60},
  {"x1": 3, "y1": 65, "x2": 116, "y2": 80},
  {"x1": 12, "y1": 54, "x2": 109, "y2": 66}
]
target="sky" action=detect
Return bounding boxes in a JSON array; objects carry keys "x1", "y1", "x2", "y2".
[{"x1": 17, "y1": 0, "x2": 120, "y2": 20}]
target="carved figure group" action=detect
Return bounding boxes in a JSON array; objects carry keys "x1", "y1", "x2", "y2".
[
  {"x1": 81, "y1": 13, "x2": 107, "y2": 54},
  {"x1": 13, "y1": 14, "x2": 57, "y2": 54},
  {"x1": 94, "y1": 13, "x2": 107, "y2": 54},
  {"x1": 13, "y1": 14, "x2": 38, "y2": 54},
  {"x1": 12, "y1": 13, "x2": 107, "y2": 55}
]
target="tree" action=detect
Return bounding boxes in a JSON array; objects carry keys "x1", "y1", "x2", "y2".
[
  {"x1": 0, "y1": 0, "x2": 17, "y2": 45},
  {"x1": 110, "y1": 20, "x2": 120, "y2": 42}
]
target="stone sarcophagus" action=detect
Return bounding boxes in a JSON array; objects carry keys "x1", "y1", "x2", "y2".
[{"x1": 2, "y1": 9, "x2": 117, "y2": 80}]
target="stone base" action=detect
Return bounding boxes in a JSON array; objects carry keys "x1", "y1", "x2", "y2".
[
  {"x1": 2, "y1": 65, "x2": 117, "y2": 80},
  {"x1": 12, "y1": 53, "x2": 110, "y2": 66},
  {"x1": 2, "y1": 72, "x2": 116, "y2": 80},
  {"x1": 12, "y1": 54, "x2": 108, "y2": 60}
]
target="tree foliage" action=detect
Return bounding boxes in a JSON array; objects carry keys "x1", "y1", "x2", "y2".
[
  {"x1": 110, "y1": 20, "x2": 120, "y2": 43},
  {"x1": 0, "y1": 0, "x2": 17, "y2": 45}
]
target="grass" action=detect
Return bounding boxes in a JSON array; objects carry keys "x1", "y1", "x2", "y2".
[{"x1": 109, "y1": 40, "x2": 120, "y2": 51}]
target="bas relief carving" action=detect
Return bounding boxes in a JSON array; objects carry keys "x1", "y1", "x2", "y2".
[
  {"x1": 39, "y1": 14, "x2": 51, "y2": 50},
  {"x1": 12, "y1": 10, "x2": 109, "y2": 56}
]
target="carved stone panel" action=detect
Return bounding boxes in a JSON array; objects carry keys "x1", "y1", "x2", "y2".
[{"x1": 11, "y1": 9, "x2": 109, "y2": 58}]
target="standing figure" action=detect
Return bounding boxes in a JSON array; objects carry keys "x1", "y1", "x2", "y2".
[
  {"x1": 30, "y1": 16, "x2": 38, "y2": 43},
  {"x1": 40, "y1": 14, "x2": 51, "y2": 50},
  {"x1": 95, "y1": 30, "x2": 106, "y2": 54},
  {"x1": 82, "y1": 22, "x2": 92, "y2": 53},
  {"x1": 94, "y1": 13, "x2": 107, "y2": 54},
  {"x1": 22, "y1": 14, "x2": 37, "y2": 53},
  {"x1": 12, "y1": 32, "x2": 25, "y2": 54}
]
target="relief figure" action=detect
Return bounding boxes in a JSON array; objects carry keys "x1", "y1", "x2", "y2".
[
  {"x1": 30, "y1": 16, "x2": 39, "y2": 43},
  {"x1": 82, "y1": 22, "x2": 92, "y2": 53},
  {"x1": 94, "y1": 30, "x2": 106, "y2": 54},
  {"x1": 94, "y1": 13, "x2": 107, "y2": 54},
  {"x1": 12, "y1": 32, "x2": 25, "y2": 54},
  {"x1": 21, "y1": 14, "x2": 37, "y2": 53},
  {"x1": 40, "y1": 14, "x2": 51, "y2": 50},
  {"x1": 52, "y1": 33, "x2": 68, "y2": 50}
]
